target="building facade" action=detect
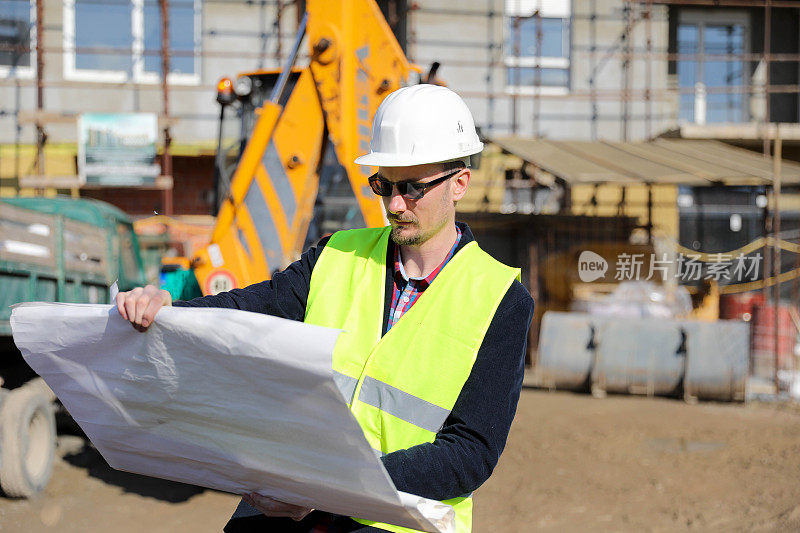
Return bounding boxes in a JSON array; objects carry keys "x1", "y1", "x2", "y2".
[{"x1": 1, "y1": 0, "x2": 799, "y2": 213}]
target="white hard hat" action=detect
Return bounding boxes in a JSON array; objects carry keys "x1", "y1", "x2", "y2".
[{"x1": 354, "y1": 84, "x2": 483, "y2": 167}]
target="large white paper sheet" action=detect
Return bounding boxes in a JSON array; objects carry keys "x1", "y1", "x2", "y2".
[{"x1": 10, "y1": 303, "x2": 454, "y2": 533}]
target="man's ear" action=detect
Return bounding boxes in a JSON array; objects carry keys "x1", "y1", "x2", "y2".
[{"x1": 451, "y1": 169, "x2": 470, "y2": 202}]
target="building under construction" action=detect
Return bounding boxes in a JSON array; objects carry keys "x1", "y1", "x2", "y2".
[
  {"x1": 2, "y1": 1, "x2": 800, "y2": 182},
  {"x1": 1, "y1": 0, "x2": 798, "y2": 382},
  {"x1": 1, "y1": 1, "x2": 798, "y2": 169}
]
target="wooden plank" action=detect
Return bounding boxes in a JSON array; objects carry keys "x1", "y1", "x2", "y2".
[
  {"x1": 0, "y1": 221, "x2": 54, "y2": 249},
  {"x1": 63, "y1": 248, "x2": 107, "y2": 267},
  {"x1": 63, "y1": 218, "x2": 105, "y2": 237},
  {"x1": 63, "y1": 245, "x2": 107, "y2": 266},
  {"x1": 16, "y1": 110, "x2": 79, "y2": 124},
  {"x1": 62, "y1": 219, "x2": 109, "y2": 278},
  {"x1": 491, "y1": 137, "x2": 800, "y2": 186},
  {"x1": 576, "y1": 141, "x2": 673, "y2": 182},
  {"x1": 1, "y1": 203, "x2": 56, "y2": 227},
  {"x1": 0, "y1": 249, "x2": 55, "y2": 269},
  {"x1": 1, "y1": 205, "x2": 57, "y2": 268},
  {"x1": 63, "y1": 218, "x2": 104, "y2": 234},
  {"x1": 655, "y1": 140, "x2": 775, "y2": 182},
  {"x1": 64, "y1": 257, "x2": 107, "y2": 276},
  {"x1": 607, "y1": 142, "x2": 716, "y2": 185},
  {"x1": 64, "y1": 233, "x2": 107, "y2": 258},
  {"x1": 78, "y1": 175, "x2": 173, "y2": 190},
  {"x1": 17, "y1": 110, "x2": 178, "y2": 129},
  {"x1": 19, "y1": 175, "x2": 84, "y2": 188}
]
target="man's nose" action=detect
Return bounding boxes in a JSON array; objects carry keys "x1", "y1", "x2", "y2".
[{"x1": 387, "y1": 187, "x2": 408, "y2": 213}]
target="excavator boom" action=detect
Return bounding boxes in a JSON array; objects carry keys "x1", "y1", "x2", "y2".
[{"x1": 188, "y1": 0, "x2": 414, "y2": 295}]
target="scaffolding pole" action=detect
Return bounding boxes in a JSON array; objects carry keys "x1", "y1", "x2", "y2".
[
  {"x1": 763, "y1": 0, "x2": 772, "y2": 155},
  {"x1": 533, "y1": 9, "x2": 541, "y2": 138},
  {"x1": 772, "y1": 124, "x2": 781, "y2": 391},
  {"x1": 621, "y1": 1, "x2": 634, "y2": 141},
  {"x1": 34, "y1": 0, "x2": 44, "y2": 181},
  {"x1": 590, "y1": 0, "x2": 598, "y2": 140},
  {"x1": 511, "y1": 8, "x2": 521, "y2": 135},
  {"x1": 160, "y1": 0, "x2": 173, "y2": 215},
  {"x1": 487, "y1": 0, "x2": 496, "y2": 132},
  {"x1": 645, "y1": 0, "x2": 653, "y2": 139}
]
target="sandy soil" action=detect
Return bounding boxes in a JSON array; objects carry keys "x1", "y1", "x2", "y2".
[
  {"x1": 475, "y1": 389, "x2": 800, "y2": 532},
  {"x1": 1, "y1": 389, "x2": 799, "y2": 532}
]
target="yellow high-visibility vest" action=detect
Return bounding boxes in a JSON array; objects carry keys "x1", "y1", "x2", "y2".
[{"x1": 305, "y1": 226, "x2": 519, "y2": 533}]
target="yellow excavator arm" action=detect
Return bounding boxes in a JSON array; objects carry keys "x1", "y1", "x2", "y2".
[{"x1": 188, "y1": 0, "x2": 415, "y2": 295}]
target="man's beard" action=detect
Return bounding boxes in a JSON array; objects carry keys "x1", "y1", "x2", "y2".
[
  {"x1": 388, "y1": 215, "x2": 423, "y2": 245},
  {"x1": 388, "y1": 212, "x2": 450, "y2": 246}
]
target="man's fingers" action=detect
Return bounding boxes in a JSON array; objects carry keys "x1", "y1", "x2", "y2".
[
  {"x1": 116, "y1": 291, "x2": 129, "y2": 320},
  {"x1": 117, "y1": 286, "x2": 167, "y2": 331},
  {"x1": 141, "y1": 293, "x2": 166, "y2": 328},
  {"x1": 133, "y1": 285, "x2": 160, "y2": 327},
  {"x1": 248, "y1": 493, "x2": 286, "y2": 512},
  {"x1": 291, "y1": 508, "x2": 313, "y2": 522},
  {"x1": 244, "y1": 493, "x2": 311, "y2": 519},
  {"x1": 133, "y1": 292, "x2": 149, "y2": 327},
  {"x1": 123, "y1": 287, "x2": 143, "y2": 327}
]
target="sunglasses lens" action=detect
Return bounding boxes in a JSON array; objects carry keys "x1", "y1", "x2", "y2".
[
  {"x1": 402, "y1": 183, "x2": 424, "y2": 200},
  {"x1": 368, "y1": 173, "x2": 443, "y2": 200},
  {"x1": 369, "y1": 176, "x2": 393, "y2": 196}
]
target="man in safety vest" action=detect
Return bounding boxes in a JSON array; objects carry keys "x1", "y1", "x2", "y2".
[{"x1": 117, "y1": 84, "x2": 534, "y2": 533}]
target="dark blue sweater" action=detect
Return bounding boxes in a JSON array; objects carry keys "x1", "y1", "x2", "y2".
[{"x1": 176, "y1": 223, "x2": 533, "y2": 530}]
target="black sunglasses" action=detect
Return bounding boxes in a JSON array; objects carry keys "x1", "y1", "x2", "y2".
[{"x1": 368, "y1": 167, "x2": 463, "y2": 200}]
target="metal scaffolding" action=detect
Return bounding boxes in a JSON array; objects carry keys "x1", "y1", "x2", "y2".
[{"x1": 2, "y1": 1, "x2": 800, "y2": 140}]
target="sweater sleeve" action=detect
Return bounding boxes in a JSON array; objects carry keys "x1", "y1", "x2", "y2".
[
  {"x1": 379, "y1": 280, "x2": 534, "y2": 501},
  {"x1": 172, "y1": 236, "x2": 330, "y2": 320}
]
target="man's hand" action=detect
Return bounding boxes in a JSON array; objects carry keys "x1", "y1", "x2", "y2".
[
  {"x1": 242, "y1": 493, "x2": 313, "y2": 522},
  {"x1": 116, "y1": 285, "x2": 172, "y2": 331}
]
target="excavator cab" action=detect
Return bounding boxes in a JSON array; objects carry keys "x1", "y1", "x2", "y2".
[
  {"x1": 213, "y1": 70, "x2": 302, "y2": 215},
  {"x1": 213, "y1": 69, "x2": 366, "y2": 252}
]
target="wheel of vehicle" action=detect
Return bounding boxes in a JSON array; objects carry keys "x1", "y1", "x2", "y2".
[{"x1": 0, "y1": 383, "x2": 57, "y2": 498}]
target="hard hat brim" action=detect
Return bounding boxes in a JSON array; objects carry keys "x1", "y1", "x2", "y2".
[{"x1": 354, "y1": 143, "x2": 484, "y2": 167}]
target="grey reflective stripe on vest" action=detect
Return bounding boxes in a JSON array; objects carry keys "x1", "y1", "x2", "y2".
[
  {"x1": 333, "y1": 370, "x2": 358, "y2": 404},
  {"x1": 231, "y1": 498, "x2": 262, "y2": 519},
  {"x1": 358, "y1": 375, "x2": 450, "y2": 433}
]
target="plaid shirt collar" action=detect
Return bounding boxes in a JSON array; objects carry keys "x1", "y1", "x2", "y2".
[{"x1": 393, "y1": 225, "x2": 462, "y2": 289}]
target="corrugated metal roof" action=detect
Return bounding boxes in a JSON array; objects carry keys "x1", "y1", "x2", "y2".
[{"x1": 489, "y1": 137, "x2": 800, "y2": 186}]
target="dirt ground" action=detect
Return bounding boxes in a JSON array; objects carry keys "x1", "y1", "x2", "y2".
[{"x1": 1, "y1": 388, "x2": 799, "y2": 532}]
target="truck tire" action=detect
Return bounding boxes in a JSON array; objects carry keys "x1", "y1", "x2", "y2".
[{"x1": 0, "y1": 384, "x2": 57, "y2": 498}]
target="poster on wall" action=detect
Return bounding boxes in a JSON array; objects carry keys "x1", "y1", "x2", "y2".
[{"x1": 78, "y1": 113, "x2": 161, "y2": 186}]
